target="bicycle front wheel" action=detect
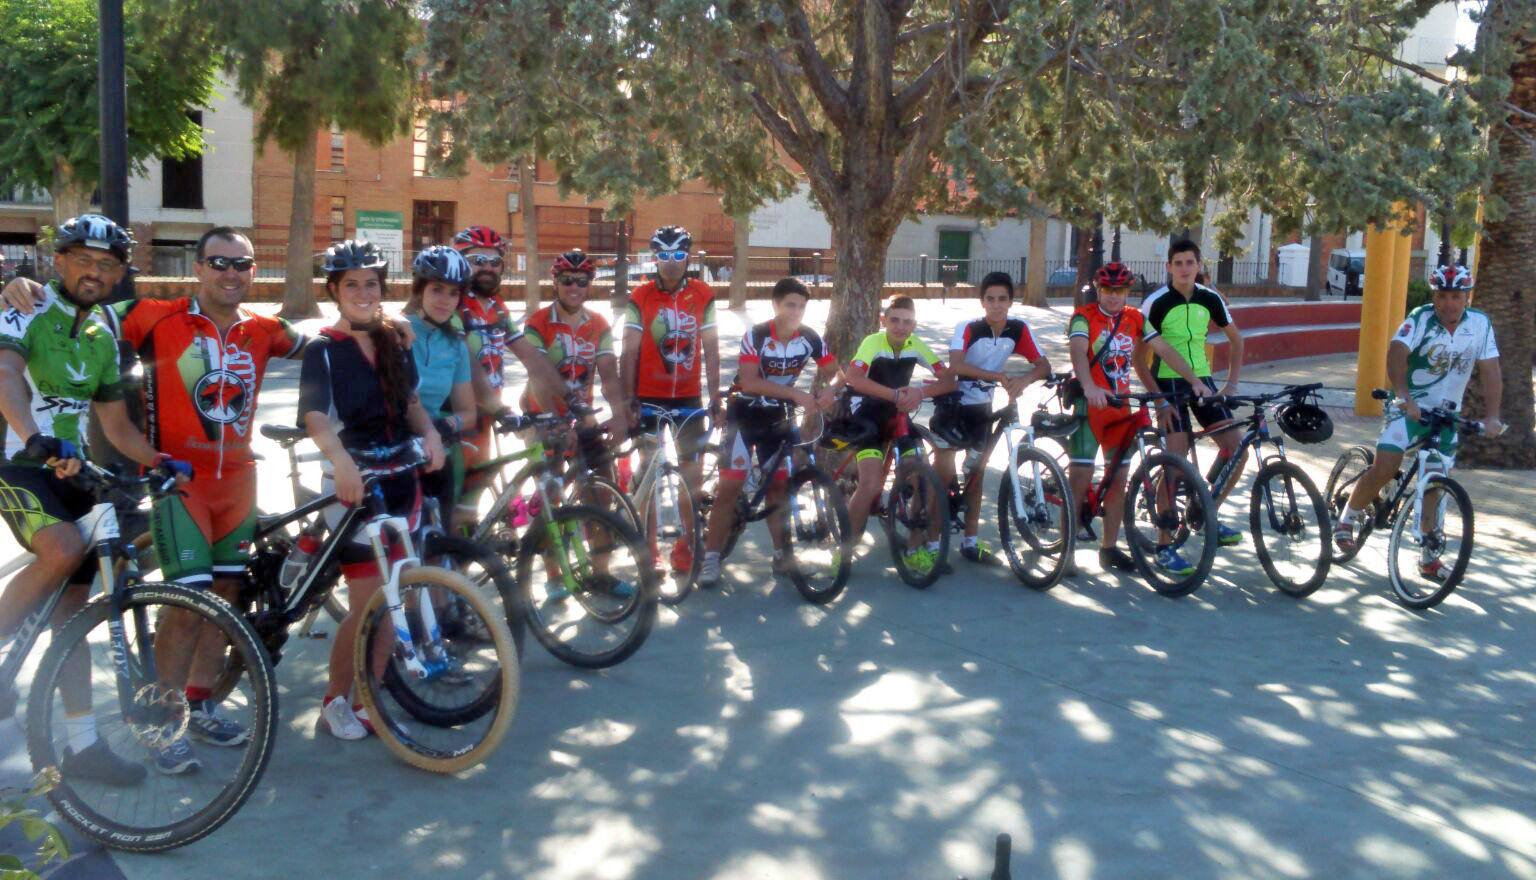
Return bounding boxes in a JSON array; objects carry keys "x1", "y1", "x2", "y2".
[
  {"x1": 1124, "y1": 451, "x2": 1217, "y2": 597},
  {"x1": 1250, "y1": 460, "x2": 1331, "y2": 597},
  {"x1": 1387, "y1": 474, "x2": 1474, "y2": 610},
  {"x1": 26, "y1": 582, "x2": 277, "y2": 852},
  {"x1": 1325, "y1": 445, "x2": 1376, "y2": 564},
  {"x1": 517, "y1": 504, "x2": 658, "y2": 668},
  {"x1": 883, "y1": 456, "x2": 949, "y2": 589},
  {"x1": 785, "y1": 467, "x2": 853, "y2": 604},
  {"x1": 646, "y1": 462, "x2": 701, "y2": 605},
  {"x1": 355, "y1": 567, "x2": 518, "y2": 773},
  {"x1": 996, "y1": 445, "x2": 1074, "y2": 590}
]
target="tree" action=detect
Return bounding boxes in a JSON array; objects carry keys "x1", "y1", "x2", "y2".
[
  {"x1": 0, "y1": 0, "x2": 215, "y2": 225},
  {"x1": 425, "y1": 1, "x2": 1483, "y2": 358},
  {"x1": 188, "y1": 0, "x2": 417, "y2": 317},
  {"x1": 1458, "y1": 0, "x2": 1535, "y2": 467}
]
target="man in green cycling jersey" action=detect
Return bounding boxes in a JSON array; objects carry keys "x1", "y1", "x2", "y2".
[
  {"x1": 1140, "y1": 239, "x2": 1246, "y2": 569},
  {"x1": 840, "y1": 296, "x2": 955, "y2": 575},
  {"x1": 1334, "y1": 264, "x2": 1502, "y2": 580},
  {"x1": 0, "y1": 215, "x2": 190, "y2": 786}
]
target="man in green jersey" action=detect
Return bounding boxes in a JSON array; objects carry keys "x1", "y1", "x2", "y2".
[
  {"x1": 0, "y1": 215, "x2": 190, "y2": 785},
  {"x1": 1139, "y1": 239, "x2": 1246, "y2": 570}
]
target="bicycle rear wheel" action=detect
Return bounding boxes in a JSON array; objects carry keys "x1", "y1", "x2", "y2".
[
  {"x1": 1124, "y1": 451, "x2": 1217, "y2": 597},
  {"x1": 564, "y1": 475, "x2": 640, "y2": 531},
  {"x1": 996, "y1": 445, "x2": 1074, "y2": 590},
  {"x1": 1387, "y1": 474, "x2": 1473, "y2": 610},
  {"x1": 645, "y1": 463, "x2": 701, "y2": 605},
  {"x1": 785, "y1": 467, "x2": 852, "y2": 604},
  {"x1": 1325, "y1": 445, "x2": 1376, "y2": 564},
  {"x1": 883, "y1": 456, "x2": 949, "y2": 589},
  {"x1": 355, "y1": 567, "x2": 517, "y2": 773},
  {"x1": 516, "y1": 505, "x2": 658, "y2": 668},
  {"x1": 1251, "y1": 460, "x2": 1331, "y2": 597},
  {"x1": 26, "y1": 582, "x2": 277, "y2": 852}
]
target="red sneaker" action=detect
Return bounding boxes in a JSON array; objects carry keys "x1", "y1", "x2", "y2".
[{"x1": 670, "y1": 539, "x2": 694, "y2": 574}]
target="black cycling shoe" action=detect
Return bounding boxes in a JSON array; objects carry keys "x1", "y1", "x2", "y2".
[
  {"x1": 61, "y1": 739, "x2": 147, "y2": 787},
  {"x1": 1098, "y1": 546, "x2": 1136, "y2": 574}
]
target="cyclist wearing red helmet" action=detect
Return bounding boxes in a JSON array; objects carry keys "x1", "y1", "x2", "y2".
[
  {"x1": 521, "y1": 249, "x2": 628, "y2": 427},
  {"x1": 1066, "y1": 261, "x2": 1205, "y2": 575}
]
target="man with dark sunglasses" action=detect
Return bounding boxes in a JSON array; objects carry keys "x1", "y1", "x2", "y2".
[{"x1": 521, "y1": 249, "x2": 628, "y2": 428}]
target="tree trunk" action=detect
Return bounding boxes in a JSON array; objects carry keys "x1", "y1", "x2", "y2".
[
  {"x1": 1025, "y1": 213, "x2": 1048, "y2": 307},
  {"x1": 1072, "y1": 226, "x2": 1093, "y2": 307},
  {"x1": 612, "y1": 220, "x2": 630, "y2": 310},
  {"x1": 521, "y1": 158, "x2": 539, "y2": 310},
  {"x1": 730, "y1": 209, "x2": 750, "y2": 310},
  {"x1": 824, "y1": 217, "x2": 895, "y2": 362},
  {"x1": 1305, "y1": 232, "x2": 1325, "y2": 301},
  {"x1": 1462, "y1": 19, "x2": 1536, "y2": 468},
  {"x1": 50, "y1": 159, "x2": 91, "y2": 228},
  {"x1": 280, "y1": 149, "x2": 320, "y2": 319}
]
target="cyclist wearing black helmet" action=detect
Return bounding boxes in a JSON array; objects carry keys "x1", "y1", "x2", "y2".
[{"x1": 1334, "y1": 264, "x2": 1502, "y2": 579}]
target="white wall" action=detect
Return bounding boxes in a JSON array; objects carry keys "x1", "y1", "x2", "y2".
[
  {"x1": 128, "y1": 77, "x2": 255, "y2": 235},
  {"x1": 886, "y1": 214, "x2": 1034, "y2": 263},
  {"x1": 748, "y1": 183, "x2": 832, "y2": 249}
]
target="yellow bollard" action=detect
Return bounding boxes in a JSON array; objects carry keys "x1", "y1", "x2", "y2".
[
  {"x1": 1388, "y1": 204, "x2": 1414, "y2": 328},
  {"x1": 1355, "y1": 222, "x2": 1400, "y2": 416}
]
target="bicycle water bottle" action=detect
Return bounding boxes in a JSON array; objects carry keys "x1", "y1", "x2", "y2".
[
  {"x1": 279, "y1": 530, "x2": 322, "y2": 591},
  {"x1": 509, "y1": 494, "x2": 543, "y2": 528}
]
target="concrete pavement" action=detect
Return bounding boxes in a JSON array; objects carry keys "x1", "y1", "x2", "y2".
[{"x1": 3, "y1": 298, "x2": 1533, "y2": 879}]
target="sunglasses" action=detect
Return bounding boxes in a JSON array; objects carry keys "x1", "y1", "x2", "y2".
[
  {"x1": 467, "y1": 255, "x2": 504, "y2": 268},
  {"x1": 201, "y1": 256, "x2": 255, "y2": 272},
  {"x1": 66, "y1": 252, "x2": 125, "y2": 274},
  {"x1": 557, "y1": 275, "x2": 591, "y2": 288},
  {"x1": 654, "y1": 250, "x2": 690, "y2": 263}
]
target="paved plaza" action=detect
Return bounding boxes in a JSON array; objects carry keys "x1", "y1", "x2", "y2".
[{"x1": 4, "y1": 299, "x2": 1533, "y2": 879}]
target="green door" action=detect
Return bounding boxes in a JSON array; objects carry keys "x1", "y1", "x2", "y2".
[{"x1": 938, "y1": 230, "x2": 972, "y2": 283}]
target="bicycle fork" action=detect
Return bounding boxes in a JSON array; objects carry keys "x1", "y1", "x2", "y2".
[{"x1": 364, "y1": 516, "x2": 446, "y2": 681}]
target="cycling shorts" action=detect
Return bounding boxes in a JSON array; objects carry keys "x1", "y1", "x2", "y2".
[
  {"x1": 1377, "y1": 414, "x2": 1457, "y2": 467},
  {"x1": 0, "y1": 465, "x2": 99, "y2": 583},
  {"x1": 719, "y1": 403, "x2": 793, "y2": 482},
  {"x1": 149, "y1": 467, "x2": 257, "y2": 585},
  {"x1": 420, "y1": 445, "x2": 465, "y2": 525},
  {"x1": 1155, "y1": 376, "x2": 1232, "y2": 435},
  {"x1": 636, "y1": 396, "x2": 711, "y2": 462},
  {"x1": 1067, "y1": 398, "x2": 1148, "y2": 467},
  {"x1": 322, "y1": 471, "x2": 422, "y2": 580}
]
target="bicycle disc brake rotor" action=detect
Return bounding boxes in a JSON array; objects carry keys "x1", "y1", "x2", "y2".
[{"x1": 129, "y1": 684, "x2": 188, "y2": 747}]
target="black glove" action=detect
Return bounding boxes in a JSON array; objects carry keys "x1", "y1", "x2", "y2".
[{"x1": 23, "y1": 433, "x2": 79, "y2": 463}]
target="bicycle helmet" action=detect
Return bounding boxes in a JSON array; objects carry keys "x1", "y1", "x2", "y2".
[
  {"x1": 1094, "y1": 262, "x2": 1135, "y2": 289},
  {"x1": 412, "y1": 245, "x2": 471, "y2": 287},
  {"x1": 820, "y1": 415, "x2": 880, "y2": 451},
  {"x1": 1031, "y1": 410, "x2": 1082, "y2": 439},
  {"x1": 1277, "y1": 401, "x2": 1334, "y2": 444},
  {"x1": 1429, "y1": 264, "x2": 1473, "y2": 292},
  {"x1": 322, "y1": 239, "x2": 388, "y2": 274},
  {"x1": 451, "y1": 225, "x2": 506, "y2": 254},
  {"x1": 927, "y1": 393, "x2": 973, "y2": 448},
  {"x1": 649, "y1": 225, "x2": 692, "y2": 254},
  {"x1": 551, "y1": 248, "x2": 596, "y2": 277},
  {"x1": 54, "y1": 214, "x2": 135, "y2": 263}
]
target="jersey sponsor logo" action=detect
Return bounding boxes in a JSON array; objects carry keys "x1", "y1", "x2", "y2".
[
  {"x1": 2, "y1": 309, "x2": 23, "y2": 331},
  {"x1": 63, "y1": 359, "x2": 91, "y2": 385},
  {"x1": 548, "y1": 330, "x2": 598, "y2": 393},
  {"x1": 194, "y1": 369, "x2": 249, "y2": 426},
  {"x1": 37, "y1": 394, "x2": 89, "y2": 416},
  {"x1": 1094, "y1": 326, "x2": 1137, "y2": 390},
  {"x1": 650, "y1": 307, "x2": 699, "y2": 372}
]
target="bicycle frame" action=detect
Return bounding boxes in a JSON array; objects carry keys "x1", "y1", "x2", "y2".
[
  {"x1": 1191, "y1": 404, "x2": 1288, "y2": 517},
  {"x1": 627, "y1": 405, "x2": 709, "y2": 539}
]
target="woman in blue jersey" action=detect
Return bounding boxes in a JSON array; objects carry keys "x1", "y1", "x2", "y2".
[{"x1": 405, "y1": 246, "x2": 479, "y2": 517}]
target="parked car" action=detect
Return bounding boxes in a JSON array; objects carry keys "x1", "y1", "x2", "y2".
[
  {"x1": 1047, "y1": 267, "x2": 1077, "y2": 287},
  {"x1": 792, "y1": 274, "x2": 833, "y2": 286},
  {"x1": 1327, "y1": 248, "x2": 1365, "y2": 297}
]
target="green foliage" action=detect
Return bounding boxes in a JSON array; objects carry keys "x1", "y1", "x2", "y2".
[
  {"x1": 0, "y1": 769, "x2": 68, "y2": 880},
  {"x1": 0, "y1": 0, "x2": 216, "y2": 193},
  {"x1": 176, "y1": 0, "x2": 420, "y2": 154},
  {"x1": 1406, "y1": 276, "x2": 1433, "y2": 312}
]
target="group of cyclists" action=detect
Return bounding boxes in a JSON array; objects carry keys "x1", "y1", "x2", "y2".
[{"x1": 0, "y1": 212, "x2": 1505, "y2": 793}]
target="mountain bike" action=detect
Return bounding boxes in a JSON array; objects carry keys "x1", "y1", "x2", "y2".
[{"x1": 2, "y1": 461, "x2": 276, "y2": 851}]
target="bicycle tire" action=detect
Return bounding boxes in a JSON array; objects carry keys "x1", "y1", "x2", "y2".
[
  {"x1": 515, "y1": 504, "x2": 659, "y2": 669},
  {"x1": 996, "y1": 445, "x2": 1075, "y2": 591},
  {"x1": 884, "y1": 456, "x2": 949, "y2": 589},
  {"x1": 1250, "y1": 460, "x2": 1331, "y2": 597},
  {"x1": 646, "y1": 462, "x2": 701, "y2": 606},
  {"x1": 1387, "y1": 474, "x2": 1474, "y2": 610},
  {"x1": 565, "y1": 475, "x2": 640, "y2": 532},
  {"x1": 1123, "y1": 451, "x2": 1217, "y2": 597},
  {"x1": 785, "y1": 467, "x2": 853, "y2": 604},
  {"x1": 354, "y1": 567, "x2": 518, "y2": 773},
  {"x1": 1324, "y1": 445, "x2": 1376, "y2": 564},
  {"x1": 26, "y1": 582, "x2": 277, "y2": 852}
]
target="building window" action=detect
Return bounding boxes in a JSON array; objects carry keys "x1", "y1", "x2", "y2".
[
  {"x1": 329, "y1": 124, "x2": 345, "y2": 172},
  {"x1": 161, "y1": 111, "x2": 204, "y2": 210},
  {"x1": 412, "y1": 200, "x2": 456, "y2": 251},
  {"x1": 330, "y1": 197, "x2": 346, "y2": 242},
  {"x1": 588, "y1": 209, "x2": 620, "y2": 254},
  {"x1": 413, "y1": 117, "x2": 453, "y2": 177}
]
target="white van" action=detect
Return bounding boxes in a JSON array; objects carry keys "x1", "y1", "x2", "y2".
[{"x1": 1327, "y1": 249, "x2": 1365, "y2": 296}]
